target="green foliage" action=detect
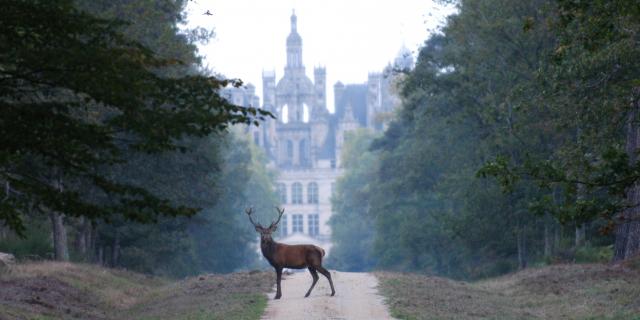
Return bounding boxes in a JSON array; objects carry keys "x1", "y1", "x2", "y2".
[
  {"x1": 328, "y1": 129, "x2": 380, "y2": 271},
  {"x1": 481, "y1": 0, "x2": 640, "y2": 225},
  {"x1": 0, "y1": 0, "x2": 272, "y2": 234},
  {"x1": 0, "y1": 0, "x2": 277, "y2": 277},
  {"x1": 92, "y1": 131, "x2": 277, "y2": 277},
  {"x1": 365, "y1": 0, "x2": 560, "y2": 278},
  {"x1": 332, "y1": 0, "x2": 627, "y2": 279},
  {"x1": 574, "y1": 245, "x2": 613, "y2": 264},
  {"x1": 0, "y1": 218, "x2": 52, "y2": 260},
  {"x1": 191, "y1": 132, "x2": 278, "y2": 274}
]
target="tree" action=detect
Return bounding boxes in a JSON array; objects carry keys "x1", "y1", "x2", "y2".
[
  {"x1": 482, "y1": 0, "x2": 640, "y2": 261},
  {"x1": 367, "y1": 0, "x2": 560, "y2": 277},
  {"x1": 551, "y1": 0, "x2": 640, "y2": 261},
  {"x1": 328, "y1": 0, "x2": 619, "y2": 279},
  {"x1": 0, "y1": 0, "x2": 271, "y2": 236},
  {"x1": 328, "y1": 129, "x2": 380, "y2": 271}
]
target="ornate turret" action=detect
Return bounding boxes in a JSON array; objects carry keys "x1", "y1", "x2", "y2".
[
  {"x1": 286, "y1": 10, "x2": 303, "y2": 70},
  {"x1": 313, "y1": 66, "x2": 327, "y2": 118}
]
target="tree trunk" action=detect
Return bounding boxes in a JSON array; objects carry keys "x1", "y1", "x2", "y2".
[
  {"x1": 517, "y1": 227, "x2": 527, "y2": 269},
  {"x1": 575, "y1": 223, "x2": 585, "y2": 247},
  {"x1": 112, "y1": 232, "x2": 120, "y2": 267},
  {"x1": 74, "y1": 217, "x2": 94, "y2": 261},
  {"x1": 1, "y1": 182, "x2": 9, "y2": 240},
  {"x1": 50, "y1": 212, "x2": 69, "y2": 261},
  {"x1": 75, "y1": 218, "x2": 86, "y2": 257},
  {"x1": 3, "y1": 181, "x2": 8, "y2": 240},
  {"x1": 614, "y1": 88, "x2": 640, "y2": 261},
  {"x1": 553, "y1": 223, "x2": 562, "y2": 252},
  {"x1": 544, "y1": 216, "x2": 552, "y2": 258},
  {"x1": 98, "y1": 246, "x2": 104, "y2": 266},
  {"x1": 89, "y1": 224, "x2": 98, "y2": 263},
  {"x1": 575, "y1": 181, "x2": 586, "y2": 247}
]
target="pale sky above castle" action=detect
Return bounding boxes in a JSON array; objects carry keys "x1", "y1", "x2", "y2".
[{"x1": 186, "y1": 0, "x2": 455, "y2": 113}]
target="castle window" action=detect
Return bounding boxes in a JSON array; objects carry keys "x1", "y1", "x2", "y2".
[
  {"x1": 308, "y1": 214, "x2": 319, "y2": 237},
  {"x1": 307, "y1": 182, "x2": 318, "y2": 204},
  {"x1": 280, "y1": 214, "x2": 288, "y2": 237},
  {"x1": 292, "y1": 182, "x2": 303, "y2": 204},
  {"x1": 281, "y1": 104, "x2": 289, "y2": 123},
  {"x1": 299, "y1": 139, "x2": 308, "y2": 165},
  {"x1": 292, "y1": 214, "x2": 303, "y2": 233},
  {"x1": 303, "y1": 104, "x2": 310, "y2": 123},
  {"x1": 277, "y1": 183, "x2": 287, "y2": 204},
  {"x1": 287, "y1": 140, "x2": 294, "y2": 159}
]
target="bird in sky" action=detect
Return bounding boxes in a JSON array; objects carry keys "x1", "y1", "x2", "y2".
[{"x1": 203, "y1": 10, "x2": 213, "y2": 16}]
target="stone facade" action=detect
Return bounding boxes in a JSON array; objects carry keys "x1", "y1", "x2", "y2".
[{"x1": 222, "y1": 11, "x2": 407, "y2": 255}]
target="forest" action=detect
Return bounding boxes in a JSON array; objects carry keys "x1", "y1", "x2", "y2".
[
  {"x1": 1, "y1": 0, "x2": 640, "y2": 283},
  {"x1": 0, "y1": 0, "x2": 278, "y2": 277},
  {"x1": 329, "y1": 0, "x2": 640, "y2": 279}
]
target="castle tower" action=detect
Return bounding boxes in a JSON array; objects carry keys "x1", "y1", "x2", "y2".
[
  {"x1": 311, "y1": 66, "x2": 329, "y2": 166},
  {"x1": 262, "y1": 70, "x2": 276, "y2": 111},
  {"x1": 313, "y1": 66, "x2": 327, "y2": 118},
  {"x1": 280, "y1": 10, "x2": 309, "y2": 124},
  {"x1": 335, "y1": 103, "x2": 359, "y2": 167},
  {"x1": 286, "y1": 11, "x2": 304, "y2": 73},
  {"x1": 274, "y1": 10, "x2": 314, "y2": 166},
  {"x1": 334, "y1": 81, "x2": 345, "y2": 112}
]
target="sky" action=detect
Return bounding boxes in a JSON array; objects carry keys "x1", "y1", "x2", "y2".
[{"x1": 185, "y1": 0, "x2": 455, "y2": 113}]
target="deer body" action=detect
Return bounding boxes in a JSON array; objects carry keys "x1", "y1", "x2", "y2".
[
  {"x1": 261, "y1": 242, "x2": 324, "y2": 269},
  {"x1": 247, "y1": 208, "x2": 336, "y2": 299}
]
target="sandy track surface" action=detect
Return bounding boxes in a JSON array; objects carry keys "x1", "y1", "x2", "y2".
[{"x1": 261, "y1": 271, "x2": 395, "y2": 320}]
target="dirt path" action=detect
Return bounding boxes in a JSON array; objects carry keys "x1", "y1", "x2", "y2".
[{"x1": 261, "y1": 271, "x2": 395, "y2": 320}]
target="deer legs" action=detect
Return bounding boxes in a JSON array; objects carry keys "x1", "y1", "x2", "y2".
[
  {"x1": 275, "y1": 267, "x2": 283, "y2": 299},
  {"x1": 317, "y1": 266, "x2": 336, "y2": 296},
  {"x1": 305, "y1": 267, "x2": 319, "y2": 297},
  {"x1": 303, "y1": 266, "x2": 335, "y2": 297}
]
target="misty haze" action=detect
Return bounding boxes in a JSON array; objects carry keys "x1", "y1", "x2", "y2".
[{"x1": 1, "y1": 1, "x2": 639, "y2": 319}]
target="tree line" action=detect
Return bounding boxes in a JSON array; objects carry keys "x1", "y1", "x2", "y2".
[
  {"x1": 0, "y1": 0, "x2": 276, "y2": 277},
  {"x1": 329, "y1": 0, "x2": 640, "y2": 279}
]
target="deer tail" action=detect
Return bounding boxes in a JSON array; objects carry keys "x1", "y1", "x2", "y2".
[{"x1": 321, "y1": 248, "x2": 325, "y2": 257}]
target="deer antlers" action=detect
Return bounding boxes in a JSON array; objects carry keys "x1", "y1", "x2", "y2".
[
  {"x1": 245, "y1": 207, "x2": 285, "y2": 229},
  {"x1": 269, "y1": 207, "x2": 285, "y2": 228},
  {"x1": 245, "y1": 207, "x2": 261, "y2": 228}
]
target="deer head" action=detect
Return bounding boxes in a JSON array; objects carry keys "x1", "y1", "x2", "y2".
[{"x1": 246, "y1": 207, "x2": 285, "y2": 242}]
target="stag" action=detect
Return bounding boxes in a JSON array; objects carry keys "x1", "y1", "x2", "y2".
[{"x1": 246, "y1": 207, "x2": 335, "y2": 299}]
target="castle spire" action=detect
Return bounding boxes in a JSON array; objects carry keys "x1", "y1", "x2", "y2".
[
  {"x1": 286, "y1": 9, "x2": 303, "y2": 69},
  {"x1": 291, "y1": 9, "x2": 297, "y2": 32}
]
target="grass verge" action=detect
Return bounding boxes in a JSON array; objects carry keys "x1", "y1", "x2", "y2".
[
  {"x1": 0, "y1": 262, "x2": 273, "y2": 320},
  {"x1": 377, "y1": 262, "x2": 640, "y2": 320}
]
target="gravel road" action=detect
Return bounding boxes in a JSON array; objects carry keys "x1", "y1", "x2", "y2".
[{"x1": 261, "y1": 271, "x2": 395, "y2": 320}]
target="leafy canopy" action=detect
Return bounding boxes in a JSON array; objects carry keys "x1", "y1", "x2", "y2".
[{"x1": 0, "y1": 0, "x2": 272, "y2": 234}]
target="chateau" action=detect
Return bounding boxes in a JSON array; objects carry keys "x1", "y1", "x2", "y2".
[{"x1": 222, "y1": 11, "x2": 410, "y2": 254}]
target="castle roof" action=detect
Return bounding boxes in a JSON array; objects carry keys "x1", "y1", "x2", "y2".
[
  {"x1": 334, "y1": 84, "x2": 367, "y2": 127},
  {"x1": 317, "y1": 119, "x2": 336, "y2": 160}
]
